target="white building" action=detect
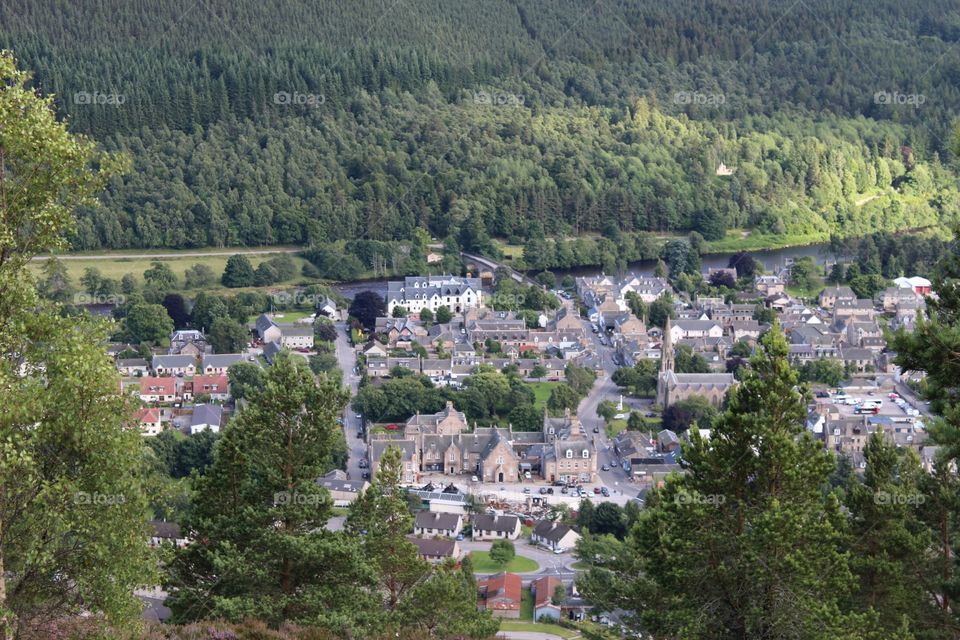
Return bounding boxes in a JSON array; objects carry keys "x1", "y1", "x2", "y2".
[{"x1": 386, "y1": 275, "x2": 482, "y2": 315}]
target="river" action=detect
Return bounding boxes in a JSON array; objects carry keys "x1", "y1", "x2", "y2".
[{"x1": 333, "y1": 241, "x2": 834, "y2": 299}]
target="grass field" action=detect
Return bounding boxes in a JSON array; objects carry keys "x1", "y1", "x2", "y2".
[
  {"x1": 498, "y1": 621, "x2": 578, "y2": 638},
  {"x1": 528, "y1": 381, "x2": 561, "y2": 411},
  {"x1": 470, "y1": 551, "x2": 539, "y2": 573},
  {"x1": 520, "y1": 588, "x2": 534, "y2": 620},
  {"x1": 29, "y1": 249, "x2": 312, "y2": 294}
]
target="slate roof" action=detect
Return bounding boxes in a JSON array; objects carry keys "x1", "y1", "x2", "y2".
[
  {"x1": 532, "y1": 519, "x2": 577, "y2": 544},
  {"x1": 201, "y1": 353, "x2": 246, "y2": 369},
  {"x1": 408, "y1": 536, "x2": 458, "y2": 558},
  {"x1": 190, "y1": 404, "x2": 222, "y2": 428},
  {"x1": 414, "y1": 511, "x2": 461, "y2": 531},
  {"x1": 152, "y1": 354, "x2": 196, "y2": 369},
  {"x1": 473, "y1": 514, "x2": 519, "y2": 533}
]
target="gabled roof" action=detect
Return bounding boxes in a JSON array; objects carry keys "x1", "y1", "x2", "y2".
[
  {"x1": 414, "y1": 510, "x2": 461, "y2": 531},
  {"x1": 190, "y1": 404, "x2": 222, "y2": 427},
  {"x1": 152, "y1": 354, "x2": 196, "y2": 368},
  {"x1": 201, "y1": 353, "x2": 246, "y2": 369},
  {"x1": 473, "y1": 513, "x2": 519, "y2": 533},
  {"x1": 532, "y1": 519, "x2": 578, "y2": 544},
  {"x1": 408, "y1": 535, "x2": 457, "y2": 558}
]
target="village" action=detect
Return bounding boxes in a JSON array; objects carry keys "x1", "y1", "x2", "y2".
[{"x1": 102, "y1": 258, "x2": 937, "y2": 631}]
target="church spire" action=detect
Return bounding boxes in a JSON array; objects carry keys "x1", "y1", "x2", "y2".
[{"x1": 661, "y1": 315, "x2": 674, "y2": 373}]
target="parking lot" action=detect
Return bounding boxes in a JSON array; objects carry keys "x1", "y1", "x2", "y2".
[{"x1": 825, "y1": 391, "x2": 925, "y2": 420}]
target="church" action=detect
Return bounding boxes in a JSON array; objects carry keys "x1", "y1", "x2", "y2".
[{"x1": 657, "y1": 317, "x2": 736, "y2": 408}]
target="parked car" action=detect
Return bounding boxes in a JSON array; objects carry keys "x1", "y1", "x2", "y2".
[
  {"x1": 385, "y1": 423, "x2": 400, "y2": 430},
  {"x1": 601, "y1": 487, "x2": 610, "y2": 497},
  {"x1": 593, "y1": 487, "x2": 601, "y2": 494},
  {"x1": 561, "y1": 486, "x2": 569, "y2": 494},
  {"x1": 593, "y1": 426, "x2": 600, "y2": 433},
  {"x1": 361, "y1": 471, "x2": 371, "y2": 479},
  {"x1": 471, "y1": 475, "x2": 479, "y2": 482},
  {"x1": 524, "y1": 471, "x2": 532, "y2": 479},
  {"x1": 546, "y1": 487, "x2": 554, "y2": 495},
  {"x1": 523, "y1": 487, "x2": 531, "y2": 494},
  {"x1": 539, "y1": 487, "x2": 548, "y2": 495},
  {"x1": 456, "y1": 533, "x2": 464, "y2": 541},
  {"x1": 358, "y1": 460, "x2": 367, "y2": 468},
  {"x1": 601, "y1": 464, "x2": 609, "y2": 471}
]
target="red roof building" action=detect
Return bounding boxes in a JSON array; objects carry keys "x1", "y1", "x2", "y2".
[{"x1": 477, "y1": 572, "x2": 522, "y2": 619}]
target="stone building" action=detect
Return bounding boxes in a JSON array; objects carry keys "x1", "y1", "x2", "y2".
[{"x1": 657, "y1": 317, "x2": 735, "y2": 408}]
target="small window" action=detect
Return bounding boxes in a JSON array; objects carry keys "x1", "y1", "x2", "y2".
[
  {"x1": 565, "y1": 449, "x2": 573, "y2": 459},
  {"x1": 582, "y1": 449, "x2": 589, "y2": 458},
  {"x1": 497, "y1": 456, "x2": 504, "y2": 465}
]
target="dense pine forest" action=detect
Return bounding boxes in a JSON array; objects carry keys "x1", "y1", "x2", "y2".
[{"x1": 3, "y1": 0, "x2": 960, "y2": 251}]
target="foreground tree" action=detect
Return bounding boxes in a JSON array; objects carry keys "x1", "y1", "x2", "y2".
[
  {"x1": 891, "y1": 226, "x2": 960, "y2": 636},
  {"x1": 581, "y1": 325, "x2": 876, "y2": 638},
  {"x1": 0, "y1": 51, "x2": 153, "y2": 639},
  {"x1": 166, "y1": 352, "x2": 377, "y2": 631}
]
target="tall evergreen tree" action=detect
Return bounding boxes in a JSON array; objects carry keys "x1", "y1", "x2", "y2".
[
  {"x1": 581, "y1": 325, "x2": 876, "y2": 639},
  {"x1": 166, "y1": 352, "x2": 376, "y2": 632}
]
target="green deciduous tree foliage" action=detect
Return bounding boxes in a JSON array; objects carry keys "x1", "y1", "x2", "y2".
[
  {"x1": 0, "y1": 50, "x2": 153, "y2": 640},
  {"x1": 221, "y1": 254, "x2": 255, "y2": 288},
  {"x1": 209, "y1": 316, "x2": 249, "y2": 354},
  {"x1": 488, "y1": 539, "x2": 516, "y2": 567}
]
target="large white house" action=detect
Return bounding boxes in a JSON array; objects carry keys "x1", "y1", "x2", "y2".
[{"x1": 386, "y1": 275, "x2": 483, "y2": 315}]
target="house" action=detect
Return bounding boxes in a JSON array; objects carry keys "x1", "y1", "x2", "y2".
[
  {"x1": 138, "y1": 377, "x2": 177, "y2": 403},
  {"x1": 201, "y1": 353, "x2": 247, "y2": 375},
  {"x1": 669, "y1": 320, "x2": 724, "y2": 344},
  {"x1": 386, "y1": 275, "x2": 483, "y2": 315},
  {"x1": 169, "y1": 329, "x2": 208, "y2": 356},
  {"x1": 117, "y1": 358, "x2": 149, "y2": 377},
  {"x1": 658, "y1": 429, "x2": 680, "y2": 453},
  {"x1": 408, "y1": 536, "x2": 460, "y2": 563},
  {"x1": 369, "y1": 439, "x2": 419, "y2": 483},
  {"x1": 819, "y1": 286, "x2": 856, "y2": 310},
  {"x1": 754, "y1": 275, "x2": 784, "y2": 296},
  {"x1": 531, "y1": 520, "x2": 581, "y2": 552},
  {"x1": 471, "y1": 514, "x2": 521, "y2": 541},
  {"x1": 279, "y1": 325, "x2": 314, "y2": 350},
  {"x1": 841, "y1": 347, "x2": 875, "y2": 372},
  {"x1": 316, "y1": 296, "x2": 338, "y2": 319},
  {"x1": 315, "y1": 470, "x2": 369, "y2": 506},
  {"x1": 477, "y1": 572, "x2": 522, "y2": 618},
  {"x1": 189, "y1": 404, "x2": 223, "y2": 435},
  {"x1": 414, "y1": 511, "x2": 463, "y2": 538},
  {"x1": 148, "y1": 520, "x2": 189, "y2": 548},
  {"x1": 893, "y1": 276, "x2": 932, "y2": 296},
  {"x1": 256, "y1": 314, "x2": 283, "y2": 343},
  {"x1": 531, "y1": 576, "x2": 563, "y2": 622},
  {"x1": 185, "y1": 374, "x2": 230, "y2": 401},
  {"x1": 151, "y1": 354, "x2": 196, "y2": 377},
  {"x1": 135, "y1": 407, "x2": 163, "y2": 436}
]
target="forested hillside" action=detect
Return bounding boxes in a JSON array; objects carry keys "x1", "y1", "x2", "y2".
[{"x1": 3, "y1": 0, "x2": 960, "y2": 252}]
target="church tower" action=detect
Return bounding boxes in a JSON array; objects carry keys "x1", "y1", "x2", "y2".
[
  {"x1": 657, "y1": 316, "x2": 674, "y2": 406},
  {"x1": 660, "y1": 316, "x2": 674, "y2": 373}
]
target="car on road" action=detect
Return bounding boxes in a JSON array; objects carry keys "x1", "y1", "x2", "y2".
[
  {"x1": 361, "y1": 471, "x2": 371, "y2": 479},
  {"x1": 593, "y1": 426, "x2": 600, "y2": 433},
  {"x1": 358, "y1": 460, "x2": 367, "y2": 468},
  {"x1": 539, "y1": 487, "x2": 548, "y2": 494},
  {"x1": 523, "y1": 487, "x2": 531, "y2": 494},
  {"x1": 471, "y1": 475, "x2": 479, "y2": 482},
  {"x1": 601, "y1": 464, "x2": 609, "y2": 471},
  {"x1": 546, "y1": 487, "x2": 554, "y2": 495},
  {"x1": 645, "y1": 411, "x2": 656, "y2": 418},
  {"x1": 554, "y1": 548, "x2": 565, "y2": 554},
  {"x1": 560, "y1": 486, "x2": 569, "y2": 494},
  {"x1": 524, "y1": 471, "x2": 532, "y2": 479}
]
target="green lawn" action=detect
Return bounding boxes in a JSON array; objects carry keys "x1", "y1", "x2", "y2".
[
  {"x1": 528, "y1": 381, "x2": 561, "y2": 411},
  {"x1": 605, "y1": 419, "x2": 627, "y2": 438},
  {"x1": 470, "y1": 551, "x2": 539, "y2": 573},
  {"x1": 520, "y1": 588, "x2": 534, "y2": 620},
  {"x1": 498, "y1": 621, "x2": 578, "y2": 639},
  {"x1": 262, "y1": 310, "x2": 314, "y2": 323},
  {"x1": 571, "y1": 560, "x2": 590, "y2": 571}
]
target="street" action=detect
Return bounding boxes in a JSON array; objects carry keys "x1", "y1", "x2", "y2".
[{"x1": 334, "y1": 322, "x2": 367, "y2": 481}]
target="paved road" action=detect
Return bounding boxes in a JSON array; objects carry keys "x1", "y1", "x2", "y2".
[
  {"x1": 575, "y1": 315, "x2": 642, "y2": 496},
  {"x1": 334, "y1": 322, "x2": 367, "y2": 480},
  {"x1": 460, "y1": 539, "x2": 579, "y2": 579}
]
